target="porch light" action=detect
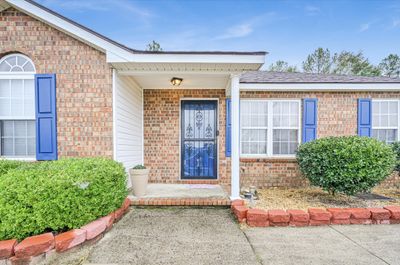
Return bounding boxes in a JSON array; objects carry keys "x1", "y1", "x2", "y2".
[{"x1": 171, "y1": 77, "x2": 183, "y2": 86}]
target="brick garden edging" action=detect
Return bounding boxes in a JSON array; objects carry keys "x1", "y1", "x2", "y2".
[
  {"x1": 231, "y1": 200, "x2": 400, "y2": 227},
  {"x1": 0, "y1": 198, "x2": 131, "y2": 265}
]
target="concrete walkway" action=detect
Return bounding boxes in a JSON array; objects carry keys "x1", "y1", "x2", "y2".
[
  {"x1": 84, "y1": 207, "x2": 258, "y2": 265},
  {"x1": 244, "y1": 224, "x2": 400, "y2": 265},
  {"x1": 42, "y1": 208, "x2": 400, "y2": 265}
]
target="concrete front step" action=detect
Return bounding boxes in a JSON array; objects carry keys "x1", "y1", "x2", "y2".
[
  {"x1": 128, "y1": 184, "x2": 231, "y2": 206},
  {"x1": 130, "y1": 197, "x2": 231, "y2": 206}
]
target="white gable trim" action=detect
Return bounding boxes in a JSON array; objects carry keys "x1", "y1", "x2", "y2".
[{"x1": 240, "y1": 83, "x2": 400, "y2": 91}]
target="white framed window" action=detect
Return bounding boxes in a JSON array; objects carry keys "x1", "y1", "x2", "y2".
[
  {"x1": 240, "y1": 99, "x2": 301, "y2": 157},
  {"x1": 372, "y1": 99, "x2": 399, "y2": 144},
  {"x1": 0, "y1": 54, "x2": 36, "y2": 158}
]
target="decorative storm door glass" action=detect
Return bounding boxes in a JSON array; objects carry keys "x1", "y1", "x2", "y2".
[{"x1": 181, "y1": 100, "x2": 217, "y2": 179}]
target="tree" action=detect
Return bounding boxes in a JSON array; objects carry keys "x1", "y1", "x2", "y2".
[
  {"x1": 379, "y1": 54, "x2": 400, "y2": 78},
  {"x1": 302, "y1": 48, "x2": 332, "y2": 74},
  {"x1": 268, "y1": 60, "x2": 298, "y2": 72},
  {"x1": 332, "y1": 51, "x2": 381, "y2": 76},
  {"x1": 146, "y1": 41, "x2": 162, "y2": 52}
]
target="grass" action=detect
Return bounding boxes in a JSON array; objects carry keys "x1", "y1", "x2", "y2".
[{"x1": 249, "y1": 187, "x2": 400, "y2": 211}]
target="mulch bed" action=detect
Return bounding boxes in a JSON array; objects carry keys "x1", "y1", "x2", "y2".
[{"x1": 248, "y1": 187, "x2": 400, "y2": 211}]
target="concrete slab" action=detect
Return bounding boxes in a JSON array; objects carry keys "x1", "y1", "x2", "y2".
[
  {"x1": 244, "y1": 225, "x2": 398, "y2": 265},
  {"x1": 331, "y1": 225, "x2": 400, "y2": 265},
  {"x1": 128, "y1": 184, "x2": 229, "y2": 199},
  {"x1": 85, "y1": 208, "x2": 259, "y2": 265}
]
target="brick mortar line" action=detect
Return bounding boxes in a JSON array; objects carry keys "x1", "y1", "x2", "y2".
[{"x1": 328, "y1": 225, "x2": 391, "y2": 265}]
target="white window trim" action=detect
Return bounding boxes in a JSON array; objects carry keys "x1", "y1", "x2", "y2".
[
  {"x1": 0, "y1": 54, "x2": 36, "y2": 159},
  {"x1": 372, "y1": 99, "x2": 400, "y2": 143},
  {"x1": 240, "y1": 99, "x2": 301, "y2": 158}
]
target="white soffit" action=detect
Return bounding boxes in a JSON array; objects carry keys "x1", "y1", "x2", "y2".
[
  {"x1": 112, "y1": 62, "x2": 262, "y2": 73},
  {"x1": 239, "y1": 83, "x2": 400, "y2": 91}
]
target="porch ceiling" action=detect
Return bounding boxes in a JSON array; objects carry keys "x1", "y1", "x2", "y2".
[
  {"x1": 114, "y1": 62, "x2": 248, "y2": 90},
  {"x1": 126, "y1": 73, "x2": 229, "y2": 90}
]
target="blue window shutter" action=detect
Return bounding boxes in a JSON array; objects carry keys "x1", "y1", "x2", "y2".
[
  {"x1": 358, "y1": 98, "x2": 372, "y2": 137},
  {"x1": 35, "y1": 74, "x2": 58, "y2": 160},
  {"x1": 302, "y1": 98, "x2": 317, "y2": 143},
  {"x1": 226, "y1": 98, "x2": 231, "y2": 157}
]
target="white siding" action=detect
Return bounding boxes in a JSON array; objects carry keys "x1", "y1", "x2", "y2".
[{"x1": 114, "y1": 73, "x2": 143, "y2": 187}]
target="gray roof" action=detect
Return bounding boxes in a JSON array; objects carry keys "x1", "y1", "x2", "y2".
[{"x1": 240, "y1": 71, "x2": 400, "y2": 84}]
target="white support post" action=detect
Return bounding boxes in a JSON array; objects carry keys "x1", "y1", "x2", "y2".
[{"x1": 230, "y1": 74, "x2": 240, "y2": 200}]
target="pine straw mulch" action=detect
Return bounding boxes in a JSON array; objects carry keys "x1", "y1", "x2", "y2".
[{"x1": 249, "y1": 187, "x2": 400, "y2": 211}]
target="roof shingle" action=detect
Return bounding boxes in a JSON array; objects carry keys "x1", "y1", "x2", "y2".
[{"x1": 240, "y1": 71, "x2": 400, "y2": 84}]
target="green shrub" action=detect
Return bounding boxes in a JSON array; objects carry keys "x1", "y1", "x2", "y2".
[
  {"x1": 0, "y1": 160, "x2": 24, "y2": 176},
  {"x1": 392, "y1": 142, "x2": 400, "y2": 172},
  {"x1": 0, "y1": 158, "x2": 128, "y2": 240},
  {"x1": 132, "y1": 164, "x2": 146, "y2": 169},
  {"x1": 296, "y1": 136, "x2": 396, "y2": 196}
]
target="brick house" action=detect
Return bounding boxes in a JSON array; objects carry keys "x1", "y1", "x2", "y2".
[{"x1": 0, "y1": 0, "x2": 399, "y2": 199}]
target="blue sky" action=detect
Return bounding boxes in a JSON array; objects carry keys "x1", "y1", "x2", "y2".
[{"x1": 36, "y1": 0, "x2": 400, "y2": 69}]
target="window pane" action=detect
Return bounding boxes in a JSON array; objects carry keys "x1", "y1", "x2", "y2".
[
  {"x1": 273, "y1": 129, "x2": 298, "y2": 155},
  {"x1": 11, "y1": 99, "x2": 24, "y2": 116},
  {"x1": 0, "y1": 80, "x2": 9, "y2": 97},
  {"x1": 389, "y1": 102, "x2": 398, "y2": 114},
  {"x1": 372, "y1": 129, "x2": 397, "y2": 144},
  {"x1": 0, "y1": 99, "x2": 10, "y2": 116},
  {"x1": 23, "y1": 63, "x2": 35, "y2": 72},
  {"x1": 273, "y1": 101, "x2": 299, "y2": 127},
  {"x1": 27, "y1": 137, "x2": 35, "y2": 156},
  {"x1": 1, "y1": 138, "x2": 13, "y2": 156},
  {"x1": 0, "y1": 61, "x2": 11, "y2": 71},
  {"x1": 14, "y1": 138, "x2": 26, "y2": 156},
  {"x1": 27, "y1": 121, "x2": 35, "y2": 137},
  {"x1": 1, "y1": 120, "x2": 35, "y2": 157},
  {"x1": 373, "y1": 101, "x2": 399, "y2": 128},
  {"x1": 6, "y1": 56, "x2": 16, "y2": 67},
  {"x1": 2, "y1": 121, "x2": 13, "y2": 137},
  {"x1": 241, "y1": 128, "x2": 267, "y2": 155}
]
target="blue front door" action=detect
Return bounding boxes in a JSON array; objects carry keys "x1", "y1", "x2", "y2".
[{"x1": 181, "y1": 100, "x2": 217, "y2": 179}]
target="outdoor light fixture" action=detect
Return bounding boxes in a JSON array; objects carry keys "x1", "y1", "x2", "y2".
[{"x1": 170, "y1": 77, "x2": 183, "y2": 86}]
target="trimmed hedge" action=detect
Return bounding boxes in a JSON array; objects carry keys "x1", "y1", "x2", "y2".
[
  {"x1": 0, "y1": 158, "x2": 127, "y2": 240},
  {"x1": 392, "y1": 142, "x2": 400, "y2": 172},
  {"x1": 296, "y1": 136, "x2": 396, "y2": 196},
  {"x1": 0, "y1": 160, "x2": 24, "y2": 176}
]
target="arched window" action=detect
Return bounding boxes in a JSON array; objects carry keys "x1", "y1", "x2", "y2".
[{"x1": 0, "y1": 54, "x2": 36, "y2": 158}]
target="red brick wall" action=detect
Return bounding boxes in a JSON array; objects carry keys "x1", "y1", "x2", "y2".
[
  {"x1": 240, "y1": 91, "x2": 400, "y2": 188},
  {"x1": 0, "y1": 8, "x2": 113, "y2": 157},
  {"x1": 144, "y1": 89, "x2": 399, "y2": 189},
  {"x1": 143, "y1": 89, "x2": 230, "y2": 186}
]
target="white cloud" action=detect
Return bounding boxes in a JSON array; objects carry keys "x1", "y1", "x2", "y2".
[
  {"x1": 305, "y1": 5, "x2": 320, "y2": 16},
  {"x1": 39, "y1": 0, "x2": 152, "y2": 18},
  {"x1": 359, "y1": 22, "x2": 371, "y2": 32},
  {"x1": 216, "y1": 23, "x2": 253, "y2": 40},
  {"x1": 215, "y1": 12, "x2": 284, "y2": 40},
  {"x1": 393, "y1": 19, "x2": 400, "y2": 28}
]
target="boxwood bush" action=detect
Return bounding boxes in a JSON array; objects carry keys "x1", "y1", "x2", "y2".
[
  {"x1": 296, "y1": 136, "x2": 396, "y2": 196},
  {"x1": 392, "y1": 142, "x2": 400, "y2": 172},
  {"x1": 0, "y1": 158, "x2": 127, "y2": 240}
]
